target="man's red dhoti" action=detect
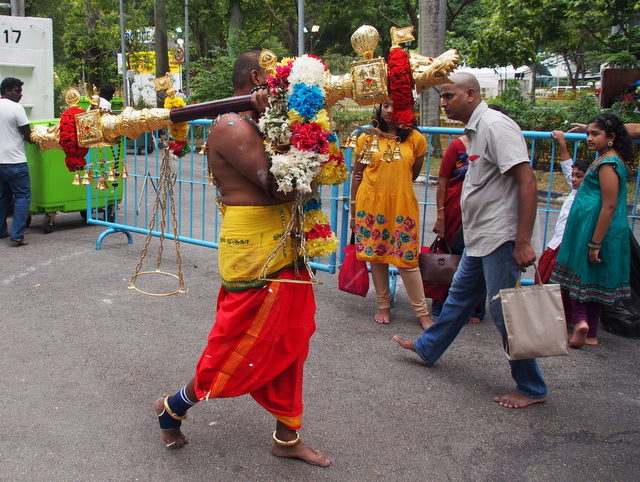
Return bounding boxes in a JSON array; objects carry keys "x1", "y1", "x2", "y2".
[{"x1": 194, "y1": 269, "x2": 315, "y2": 430}]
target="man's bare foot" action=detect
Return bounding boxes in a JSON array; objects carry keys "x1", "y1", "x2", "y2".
[
  {"x1": 418, "y1": 315, "x2": 432, "y2": 330},
  {"x1": 392, "y1": 335, "x2": 416, "y2": 352},
  {"x1": 154, "y1": 397, "x2": 188, "y2": 449},
  {"x1": 271, "y1": 440, "x2": 331, "y2": 466},
  {"x1": 374, "y1": 307, "x2": 391, "y2": 324},
  {"x1": 493, "y1": 391, "x2": 547, "y2": 409},
  {"x1": 568, "y1": 320, "x2": 588, "y2": 349},
  {"x1": 585, "y1": 337, "x2": 599, "y2": 346},
  {"x1": 468, "y1": 316, "x2": 482, "y2": 324}
]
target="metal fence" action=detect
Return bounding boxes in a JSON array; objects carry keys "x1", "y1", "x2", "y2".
[{"x1": 86, "y1": 124, "x2": 640, "y2": 294}]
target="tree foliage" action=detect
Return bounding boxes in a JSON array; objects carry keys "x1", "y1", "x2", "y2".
[
  {"x1": 451, "y1": 0, "x2": 639, "y2": 70},
  {"x1": 22, "y1": 0, "x2": 640, "y2": 102}
]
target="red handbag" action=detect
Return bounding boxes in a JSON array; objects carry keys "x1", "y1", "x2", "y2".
[{"x1": 338, "y1": 235, "x2": 369, "y2": 297}]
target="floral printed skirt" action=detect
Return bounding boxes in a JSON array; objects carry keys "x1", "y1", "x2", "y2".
[{"x1": 354, "y1": 206, "x2": 420, "y2": 268}]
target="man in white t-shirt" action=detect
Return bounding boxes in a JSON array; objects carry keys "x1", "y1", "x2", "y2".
[
  {"x1": 0, "y1": 77, "x2": 32, "y2": 246},
  {"x1": 394, "y1": 73, "x2": 548, "y2": 409}
]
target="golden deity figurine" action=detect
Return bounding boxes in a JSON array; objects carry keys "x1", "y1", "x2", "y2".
[
  {"x1": 346, "y1": 25, "x2": 389, "y2": 106},
  {"x1": 30, "y1": 123, "x2": 61, "y2": 151},
  {"x1": 65, "y1": 87, "x2": 81, "y2": 107},
  {"x1": 390, "y1": 26, "x2": 415, "y2": 49},
  {"x1": 258, "y1": 49, "x2": 278, "y2": 77},
  {"x1": 152, "y1": 73, "x2": 174, "y2": 92},
  {"x1": 350, "y1": 25, "x2": 379, "y2": 60},
  {"x1": 410, "y1": 50, "x2": 460, "y2": 93},
  {"x1": 89, "y1": 85, "x2": 100, "y2": 108}
]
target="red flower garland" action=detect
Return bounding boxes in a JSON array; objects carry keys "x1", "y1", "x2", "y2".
[
  {"x1": 168, "y1": 140, "x2": 189, "y2": 157},
  {"x1": 58, "y1": 106, "x2": 88, "y2": 172},
  {"x1": 305, "y1": 223, "x2": 333, "y2": 240},
  {"x1": 387, "y1": 48, "x2": 415, "y2": 128},
  {"x1": 268, "y1": 60, "x2": 294, "y2": 91},
  {"x1": 290, "y1": 122, "x2": 330, "y2": 153}
]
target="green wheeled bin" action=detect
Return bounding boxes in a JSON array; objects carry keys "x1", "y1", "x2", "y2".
[{"x1": 26, "y1": 119, "x2": 124, "y2": 233}]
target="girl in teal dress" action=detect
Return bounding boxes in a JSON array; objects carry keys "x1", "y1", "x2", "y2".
[{"x1": 550, "y1": 114, "x2": 634, "y2": 348}]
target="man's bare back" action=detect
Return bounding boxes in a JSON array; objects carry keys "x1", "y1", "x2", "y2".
[{"x1": 207, "y1": 112, "x2": 290, "y2": 206}]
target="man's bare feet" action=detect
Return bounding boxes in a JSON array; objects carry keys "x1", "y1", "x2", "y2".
[
  {"x1": 568, "y1": 320, "x2": 589, "y2": 348},
  {"x1": 585, "y1": 337, "x2": 599, "y2": 346},
  {"x1": 271, "y1": 440, "x2": 331, "y2": 467},
  {"x1": 374, "y1": 307, "x2": 391, "y2": 324},
  {"x1": 468, "y1": 316, "x2": 482, "y2": 324},
  {"x1": 392, "y1": 335, "x2": 416, "y2": 352},
  {"x1": 154, "y1": 397, "x2": 188, "y2": 449},
  {"x1": 493, "y1": 390, "x2": 547, "y2": 409},
  {"x1": 418, "y1": 315, "x2": 433, "y2": 330}
]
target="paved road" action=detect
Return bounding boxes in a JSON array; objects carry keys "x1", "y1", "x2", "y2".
[{"x1": 2, "y1": 212, "x2": 639, "y2": 481}]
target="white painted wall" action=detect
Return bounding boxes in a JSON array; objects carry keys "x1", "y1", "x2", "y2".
[{"x1": 0, "y1": 15, "x2": 54, "y2": 120}]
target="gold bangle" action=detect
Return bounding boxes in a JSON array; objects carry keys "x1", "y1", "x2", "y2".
[
  {"x1": 272, "y1": 431, "x2": 301, "y2": 447},
  {"x1": 437, "y1": 207, "x2": 445, "y2": 211},
  {"x1": 163, "y1": 395, "x2": 188, "y2": 421},
  {"x1": 350, "y1": 200, "x2": 356, "y2": 205}
]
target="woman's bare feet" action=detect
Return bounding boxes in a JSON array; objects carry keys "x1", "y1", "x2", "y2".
[
  {"x1": 468, "y1": 316, "x2": 482, "y2": 324},
  {"x1": 418, "y1": 315, "x2": 433, "y2": 330},
  {"x1": 374, "y1": 307, "x2": 391, "y2": 324},
  {"x1": 271, "y1": 440, "x2": 331, "y2": 467},
  {"x1": 568, "y1": 320, "x2": 589, "y2": 348},
  {"x1": 154, "y1": 397, "x2": 188, "y2": 449},
  {"x1": 493, "y1": 390, "x2": 547, "y2": 409},
  {"x1": 585, "y1": 337, "x2": 599, "y2": 346}
]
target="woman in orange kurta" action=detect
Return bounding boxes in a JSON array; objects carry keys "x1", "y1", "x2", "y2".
[{"x1": 350, "y1": 102, "x2": 430, "y2": 328}]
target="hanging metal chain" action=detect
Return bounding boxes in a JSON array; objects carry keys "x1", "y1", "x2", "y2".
[
  {"x1": 129, "y1": 148, "x2": 185, "y2": 296},
  {"x1": 259, "y1": 192, "x2": 318, "y2": 285}
]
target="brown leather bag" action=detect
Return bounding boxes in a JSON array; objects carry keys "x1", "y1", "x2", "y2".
[{"x1": 418, "y1": 238, "x2": 461, "y2": 284}]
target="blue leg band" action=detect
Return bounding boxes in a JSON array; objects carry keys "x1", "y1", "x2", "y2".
[{"x1": 157, "y1": 387, "x2": 195, "y2": 430}]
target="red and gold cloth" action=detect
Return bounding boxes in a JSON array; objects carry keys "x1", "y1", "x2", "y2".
[{"x1": 193, "y1": 268, "x2": 316, "y2": 430}]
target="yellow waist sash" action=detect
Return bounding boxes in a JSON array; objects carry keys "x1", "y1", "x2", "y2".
[{"x1": 219, "y1": 203, "x2": 295, "y2": 291}]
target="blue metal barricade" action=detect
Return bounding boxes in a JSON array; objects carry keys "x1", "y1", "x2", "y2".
[
  {"x1": 87, "y1": 123, "x2": 640, "y2": 295},
  {"x1": 341, "y1": 127, "x2": 640, "y2": 297},
  {"x1": 87, "y1": 120, "x2": 343, "y2": 274}
]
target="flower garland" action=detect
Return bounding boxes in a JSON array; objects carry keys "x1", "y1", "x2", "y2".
[
  {"x1": 259, "y1": 55, "x2": 348, "y2": 193},
  {"x1": 387, "y1": 47, "x2": 415, "y2": 128},
  {"x1": 165, "y1": 95, "x2": 190, "y2": 157},
  {"x1": 59, "y1": 106, "x2": 89, "y2": 172},
  {"x1": 258, "y1": 54, "x2": 347, "y2": 258},
  {"x1": 303, "y1": 197, "x2": 338, "y2": 257}
]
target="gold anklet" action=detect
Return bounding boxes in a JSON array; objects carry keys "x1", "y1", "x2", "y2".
[
  {"x1": 163, "y1": 395, "x2": 188, "y2": 421},
  {"x1": 272, "y1": 431, "x2": 301, "y2": 447}
]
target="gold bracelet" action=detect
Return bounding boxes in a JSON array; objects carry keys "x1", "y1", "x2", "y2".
[
  {"x1": 163, "y1": 395, "x2": 188, "y2": 421},
  {"x1": 272, "y1": 430, "x2": 301, "y2": 447},
  {"x1": 350, "y1": 200, "x2": 356, "y2": 205},
  {"x1": 437, "y1": 207, "x2": 445, "y2": 211}
]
